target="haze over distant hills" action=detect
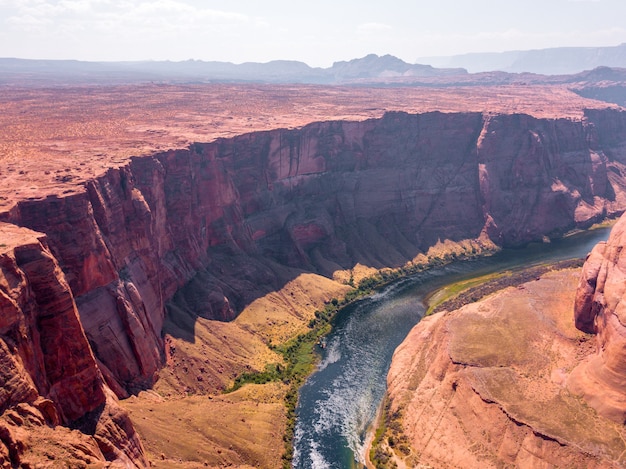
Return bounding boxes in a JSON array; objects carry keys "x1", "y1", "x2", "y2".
[
  {"x1": 418, "y1": 43, "x2": 626, "y2": 74},
  {"x1": 0, "y1": 54, "x2": 465, "y2": 86},
  {"x1": 3, "y1": 46, "x2": 626, "y2": 89}
]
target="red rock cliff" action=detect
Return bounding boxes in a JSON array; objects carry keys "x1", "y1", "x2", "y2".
[
  {"x1": 2, "y1": 108, "x2": 626, "y2": 466},
  {"x1": 0, "y1": 223, "x2": 146, "y2": 467},
  {"x1": 2, "y1": 109, "x2": 626, "y2": 401}
]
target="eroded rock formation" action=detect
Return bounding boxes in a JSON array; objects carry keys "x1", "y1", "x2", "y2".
[
  {"x1": 384, "y1": 269, "x2": 625, "y2": 468},
  {"x1": 571, "y1": 211, "x2": 626, "y2": 422},
  {"x1": 4, "y1": 110, "x2": 626, "y2": 392},
  {"x1": 0, "y1": 223, "x2": 146, "y2": 468}
]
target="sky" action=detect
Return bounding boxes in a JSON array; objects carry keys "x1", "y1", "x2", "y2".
[{"x1": 1, "y1": 0, "x2": 626, "y2": 67}]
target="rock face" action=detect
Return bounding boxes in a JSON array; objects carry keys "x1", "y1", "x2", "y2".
[
  {"x1": 0, "y1": 223, "x2": 146, "y2": 468},
  {"x1": 385, "y1": 269, "x2": 626, "y2": 468},
  {"x1": 571, "y1": 211, "x2": 626, "y2": 422},
  {"x1": 2, "y1": 109, "x2": 626, "y2": 399}
]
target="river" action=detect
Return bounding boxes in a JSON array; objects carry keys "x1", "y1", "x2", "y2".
[{"x1": 292, "y1": 227, "x2": 611, "y2": 468}]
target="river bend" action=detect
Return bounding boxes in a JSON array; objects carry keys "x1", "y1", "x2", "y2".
[{"x1": 292, "y1": 228, "x2": 611, "y2": 468}]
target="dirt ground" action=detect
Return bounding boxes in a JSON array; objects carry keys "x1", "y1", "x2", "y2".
[{"x1": 121, "y1": 272, "x2": 350, "y2": 468}]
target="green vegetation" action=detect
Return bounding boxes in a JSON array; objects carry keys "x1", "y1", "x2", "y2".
[
  {"x1": 424, "y1": 271, "x2": 508, "y2": 315},
  {"x1": 369, "y1": 399, "x2": 411, "y2": 469},
  {"x1": 225, "y1": 287, "x2": 377, "y2": 467},
  {"x1": 225, "y1": 299, "x2": 341, "y2": 468},
  {"x1": 361, "y1": 245, "x2": 496, "y2": 292},
  {"x1": 428, "y1": 258, "x2": 584, "y2": 316}
]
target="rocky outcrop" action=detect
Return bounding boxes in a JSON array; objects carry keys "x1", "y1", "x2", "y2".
[
  {"x1": 384, "y1": 269, "x2": 625, "y2": 468},
  {"x1": 2, "y1": 109, "x2": 626, "y2": 401},
  {"x1": 0, "y1": 223, "x2": 146, "y2": 467},
  {"x1": 571, "y1": 211, "x2": 626, "y2": 422}
]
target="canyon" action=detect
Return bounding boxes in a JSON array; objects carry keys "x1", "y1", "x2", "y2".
[{"x1": 2, "y1": 81, "x2": 626, "y2": 467}]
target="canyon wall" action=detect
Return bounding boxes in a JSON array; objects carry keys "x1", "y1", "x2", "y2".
[
  {"x1": 3, "y1": 109, "x2": 626, "y2": 464},
  {"x1": 0, "y1": 223, "x2": 146, "y2": 467},
  {"x1": 572, "y1": 210, "x2": 626, "y2": 423},
  {"x1": 4, "y1": 109, "x2": 626, "y2": 394}
]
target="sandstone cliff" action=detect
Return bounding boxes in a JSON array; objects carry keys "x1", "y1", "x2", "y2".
[
  {"x1": 3, "y1": 110, "x2": 626, "y2": 395},
  {"x1": 0, "y1": 223, "x2": 146, "y2": 468},
  {"x1": 3, "y1": 109, "x2": 626, "y2": 465},
  {"x1": 571, "y1": 211, "x2": 626, "y2": 423}
]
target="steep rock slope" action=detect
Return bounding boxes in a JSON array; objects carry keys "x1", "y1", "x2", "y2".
[
  {"x1": 0, "y1": 223, "x2": 146, "y2": 467},
  {"x1": 571, "y1": 211, "x2": 626, "y2": 422},
  {"x1": 2, "y1": 109, "x2": 626, "y2": 401}
]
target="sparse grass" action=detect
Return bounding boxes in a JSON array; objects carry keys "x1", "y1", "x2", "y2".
[
  {"x1": 122, "y1": 384, "x2": 287, "y2": 469},
  {"x1": 369, "y1": 399, "x2": 408, "y2": 469},
  {"x1": 426, "y1": 258, "x2": 584, "y2": 316},
  {"x1": 424, "y1": 271, "x2": 508, "y2": 315},
  {"x1": 225, "y1": 303, "x2": 337, "y2": 467},
  {"x1": 225, "y1": 285, "x2": 382, "y2": 466}
]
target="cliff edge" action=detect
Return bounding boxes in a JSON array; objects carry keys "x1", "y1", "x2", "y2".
[
  {"x1": 6, "y1": 109, "x2": 626, "y2": 398},
  {"x1": 4, "y1": 104, "x2": 626, "y2": 466},
  {"x1": 571, "y1": 212, "x2": 626, "y2": 423},
  {"x1": 0, "y1": 223, "x2": 146, "y2": 468}
]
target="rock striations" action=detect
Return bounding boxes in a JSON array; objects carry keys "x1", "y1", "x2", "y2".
[
  {"x1": 0, "y1": 223, "x2": 146, "y2": 467},
  {"x1": 571, "y1": 211, "x2": 626, "y2": 423},
  {"x1": 3, "y1": 108, "x2": 626, "y2": 465}
]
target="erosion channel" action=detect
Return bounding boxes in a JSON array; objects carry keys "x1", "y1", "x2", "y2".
[{"x1": 293, "y1": 226, "x2": 611, "y2": 468}]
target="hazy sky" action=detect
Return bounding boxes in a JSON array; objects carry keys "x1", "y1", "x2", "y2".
[{"x1": 1, "y1": 0, "x2": 626, "y2": 66}]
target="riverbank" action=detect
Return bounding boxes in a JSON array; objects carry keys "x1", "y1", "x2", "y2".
[
  {"x1": 120, "y1": 236, "x2": 496, "y2": 468},
  {"x1": 231, "y1": 238, "x2": 498, "y2": 467},
  {"x1": 122, "y1": 225, "x2": 610, "y2": 468},
  {"x1": 293, "y1": 224, "x2": 616, "y2": 468},
  {"x1": 425, "y1": 258, "x2": 585, "y2": 315}
]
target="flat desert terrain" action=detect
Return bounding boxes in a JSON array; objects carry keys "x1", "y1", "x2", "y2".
[{"x1": 0, "y1": 83, "x2": 616, "y2": 210}]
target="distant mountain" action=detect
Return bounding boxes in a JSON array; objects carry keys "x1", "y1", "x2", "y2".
[
  {"x1": 328, "y1": 54, "x2": 465, "y2": 81},
  {"x1": 418, "y1": 43, "x2": 626, "y2": 75},
  {"x1": 0, "y1": 54, "x2": 466, "y2": 86}
]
